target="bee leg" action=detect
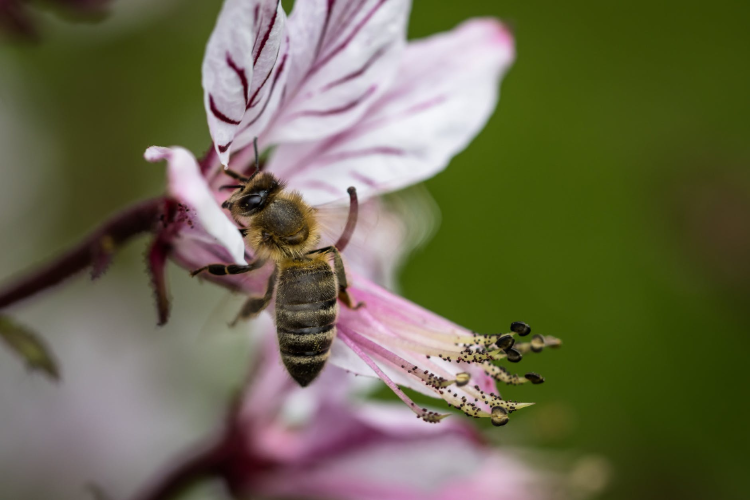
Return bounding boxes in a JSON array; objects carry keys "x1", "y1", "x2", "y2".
[
  {"x1": 190, "y1": 258, "x2": 266, "y2": 277},
  {"x1": 310, "y1": 246, "x2": 364, "y2": 310},
  {"x1": 230, "y1": 267, "x2": 277, "y2": 326},
  {"x1": 223, "y1": 168, "x2": 250, "y2": 183}
]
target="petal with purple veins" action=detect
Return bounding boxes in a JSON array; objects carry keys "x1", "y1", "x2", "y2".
[
  {"x1": 267, "y1": 18, "x2": 515, "y2": 205},
  {"x1": 203, "y1": 0, "x2": 287, "y2": 164},
  {"x1": 263, "y1": 0, "x2": 410, "y2": 144}
]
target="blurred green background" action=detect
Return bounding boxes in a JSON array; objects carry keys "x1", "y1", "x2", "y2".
[{"x1": 1, "y1": 0, "x2": 749, "y2": 499}]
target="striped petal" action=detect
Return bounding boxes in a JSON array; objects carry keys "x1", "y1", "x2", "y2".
[
  {"x1": 267, "y1": 18, "x2": 515, "y2": 205},
  {"x1": 263, "y1": 0, "x2": 411, "y2": 144},
  {"x1": 203, "y1": 0, "x2": 287, "y2": 165}
]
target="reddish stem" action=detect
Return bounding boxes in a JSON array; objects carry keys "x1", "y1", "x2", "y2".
[
  {"x1": 0, "y1": 197, "x2": 166, "y2": 310},
  {"x1": 129, "y1": 435, "x2": 230, "y2": 500}
]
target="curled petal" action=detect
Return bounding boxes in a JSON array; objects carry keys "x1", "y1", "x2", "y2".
[
  {"x1": 203, "y1": 0, "x2": 287, "y2": 164},
  {"x1": 145, "y1": 146, "x2": 247, "y2": 265},
  {"x1": 264, "y1": 0, "x2": 411, "y2": 144},
  {"x1": 268, "y1": 18, "x2": 515, "y2": 205}
]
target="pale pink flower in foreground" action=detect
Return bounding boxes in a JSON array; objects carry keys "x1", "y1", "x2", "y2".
[{"x1": 143, "y1": 0, "x2": 561, "y2": 426}]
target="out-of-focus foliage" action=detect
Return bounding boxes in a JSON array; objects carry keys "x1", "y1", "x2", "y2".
[
  {"x1": 0, "y1": 315, "x2": 59, "y2": 379},
  {"x1": 0, "y1": 1, "x2": 748, "y2": 500}
]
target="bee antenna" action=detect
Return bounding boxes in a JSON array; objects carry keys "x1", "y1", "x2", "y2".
[
  {"x1": 253, "y1": 137, "x2": 260, "y2": 173},
  {"x1": 243, "y1": 137, "x2": 261, "y2": 181},
  {"x1": 219, "y1": 184, "x2": 245, "y2": 191}
]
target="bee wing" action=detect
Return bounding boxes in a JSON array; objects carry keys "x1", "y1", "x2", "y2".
[{"x1": 315, "y1": 185, "x2": 440, "y2": 288}]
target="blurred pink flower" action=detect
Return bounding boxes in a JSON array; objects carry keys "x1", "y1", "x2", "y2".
[
  {"x1": 140, "y1": 329, "x2": 553, "y2": 500},
  {"x1": 142, "y1": 0, "x2": 561, "y2": 427}
]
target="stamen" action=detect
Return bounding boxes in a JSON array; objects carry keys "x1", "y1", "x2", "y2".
[
  {"x1": 495, "y1": 334, "x2": 515, "y2": 351},
  {"x1": 481, "y1": 363, "x2": 546, "y2": 386},
  {"x1": 505, "y1": 347, "x2": 523, "y2": 363},
  {"x1": 531, "y1": 334, "x2": 545, "y2": 353},
  {"x1": 524, "y1": 372, "x2": 545, "y2": 384},
  {"x1": 339, "y1": 328, "x2": 448, "y2": 423},
  {"x1": 455, "y1": 372, "x2": 471, "y2": 387},
  {"x1": 514, "y1": 335, "x2": 562, "y2": 354},
  {"x1": 491, "y1": 406, "x2": 509, "y2": 426},
  {"x1": 510, "y1": 321, "x2": 532, "y2": 336}
]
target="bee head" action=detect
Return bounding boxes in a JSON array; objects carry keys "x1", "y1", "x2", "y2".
[{"x1": 222, "y1": 171, "x2": 283, "y2": 220}]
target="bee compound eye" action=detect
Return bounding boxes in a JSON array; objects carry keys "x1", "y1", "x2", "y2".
[{"x1": 241, "y1": 194, "x2": 264, "y2": 211}]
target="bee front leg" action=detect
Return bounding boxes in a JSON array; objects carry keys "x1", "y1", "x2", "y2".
[
  {"x1": 230, "y1": 267, "x2": 278, "y2": 326},
  {"x1": 190, "y1": 258, "x2": 266, "y2": 277}
]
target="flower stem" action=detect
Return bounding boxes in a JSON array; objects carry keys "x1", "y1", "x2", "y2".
[
  {"x1": 129, "y1": 435, "x2": 229, "y2": 500},
  {"x1": 0, "y1": 197, "x2": 167, "y2": 310}
]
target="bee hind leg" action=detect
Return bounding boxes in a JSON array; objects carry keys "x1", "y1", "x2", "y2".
[
  {"x1": 310, "y1": 246, "x2": 364, "y2": 310},
  {"x1": 230, "y1": 267, "x2": 278, "y2": 326}
]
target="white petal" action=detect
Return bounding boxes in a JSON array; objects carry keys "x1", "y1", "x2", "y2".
[
  {"x1": 145, "y1": 146, "x2": 247, "y2": 265},
  {"x1": 267, "y1": 18, "x2": 515, "y2": 205},
  {"x1": 263, "y1": 0, "x2": 410, "y2": 144},
  {"x1": 203, "y1": 0, "x2": 287, "y2": 164}
]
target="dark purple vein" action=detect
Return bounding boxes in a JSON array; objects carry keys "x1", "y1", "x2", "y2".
[
  {"x1": 313, "y1": 0, "x2": 336, "y2": 60},
  {"x1": 225, "y1": 53, "x2": 249, "y2": 105},
  {"x1": 242, "y1": 46, "x2": 288, "y2": 130},
  {"x1": 337, "y1": 0, "x2": 367, "y2": 42},
  {"x1": 246, "y1": 67, "x2": 274, "y2": 110},
  {"x1": 253, "y1": 0, "x2": 279, "y2": 66},
  {"x1": 309, "y1": 0, "x2": 388, "y2": 77},
  {"x1": 293, "y1": 85, "x2": 376, "y2": 117},
  {"x1": 322, "y1": 45, "x2": 388, "y2": 91},
  {"x1": 209, "y1": 95, "x2": 241, "y2": 125},
  {"x1": 217, "y1": 141, "x2": 233, "y2": 153},
  {"x1": 320, "y1": 146, "x2": 405, "y2": 166}
]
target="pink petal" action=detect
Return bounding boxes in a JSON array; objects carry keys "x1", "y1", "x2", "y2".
[
  {"x1": 144, "y1": 146, "x2": 247, "y2": 264},
  {"x1": 203, "y1": 0, "x2": 287, "y2": 164},
  {"x1": 267, "y1": 18, "x2": 515, "y2": 205},
  {"x1": 263, "y1": 0, "x2": 410, "y2": 144}
]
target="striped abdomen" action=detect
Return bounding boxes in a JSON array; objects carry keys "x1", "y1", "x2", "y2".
[{"x1": 276, "y1": 258, "x2": 338, "y2": 387}]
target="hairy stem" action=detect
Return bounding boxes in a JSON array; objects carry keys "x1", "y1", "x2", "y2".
[{"x1": 0, "y1": 197, "x2": 166, "y2": 310}]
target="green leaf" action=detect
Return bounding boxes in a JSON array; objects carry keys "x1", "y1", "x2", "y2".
[{"x1": 0, "y1": 315, "x2": 60, "y2": 381}]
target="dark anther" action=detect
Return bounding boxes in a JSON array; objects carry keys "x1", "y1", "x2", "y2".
[
  {"x1": 510, "y1": 321, "x2": 531, "y2": 336},
  {"x1": 491, "y1": 406, "x2": 509, "y2": 427},
  {"x1": 496, "y1": 334, "x2": 515, "y2": 351},
  {"x1": 525, "y1": 372, "x2": 545, "y2": 384},
  {"x1": 505, "y1": 347, "x2": 522, "y2": 363},
  {"x1": 531, "y1": 334, "x2": 545, "y2": 353}
]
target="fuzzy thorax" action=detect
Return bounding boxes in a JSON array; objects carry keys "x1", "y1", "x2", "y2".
[{"x1": 244, "y1": 191, "x2": 320, "y2": 261}]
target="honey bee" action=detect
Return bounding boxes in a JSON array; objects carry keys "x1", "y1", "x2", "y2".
[{"x1": 191, "y1": 144, "x2": 360, "y2": 387}]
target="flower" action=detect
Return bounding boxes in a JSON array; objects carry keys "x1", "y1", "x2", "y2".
[
  {"x1": 142, "y1": 0, "x2": 561, "y2": 427},
  {"x1": 0, "y1": 0, "x2": 560, "y2": 426}
]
